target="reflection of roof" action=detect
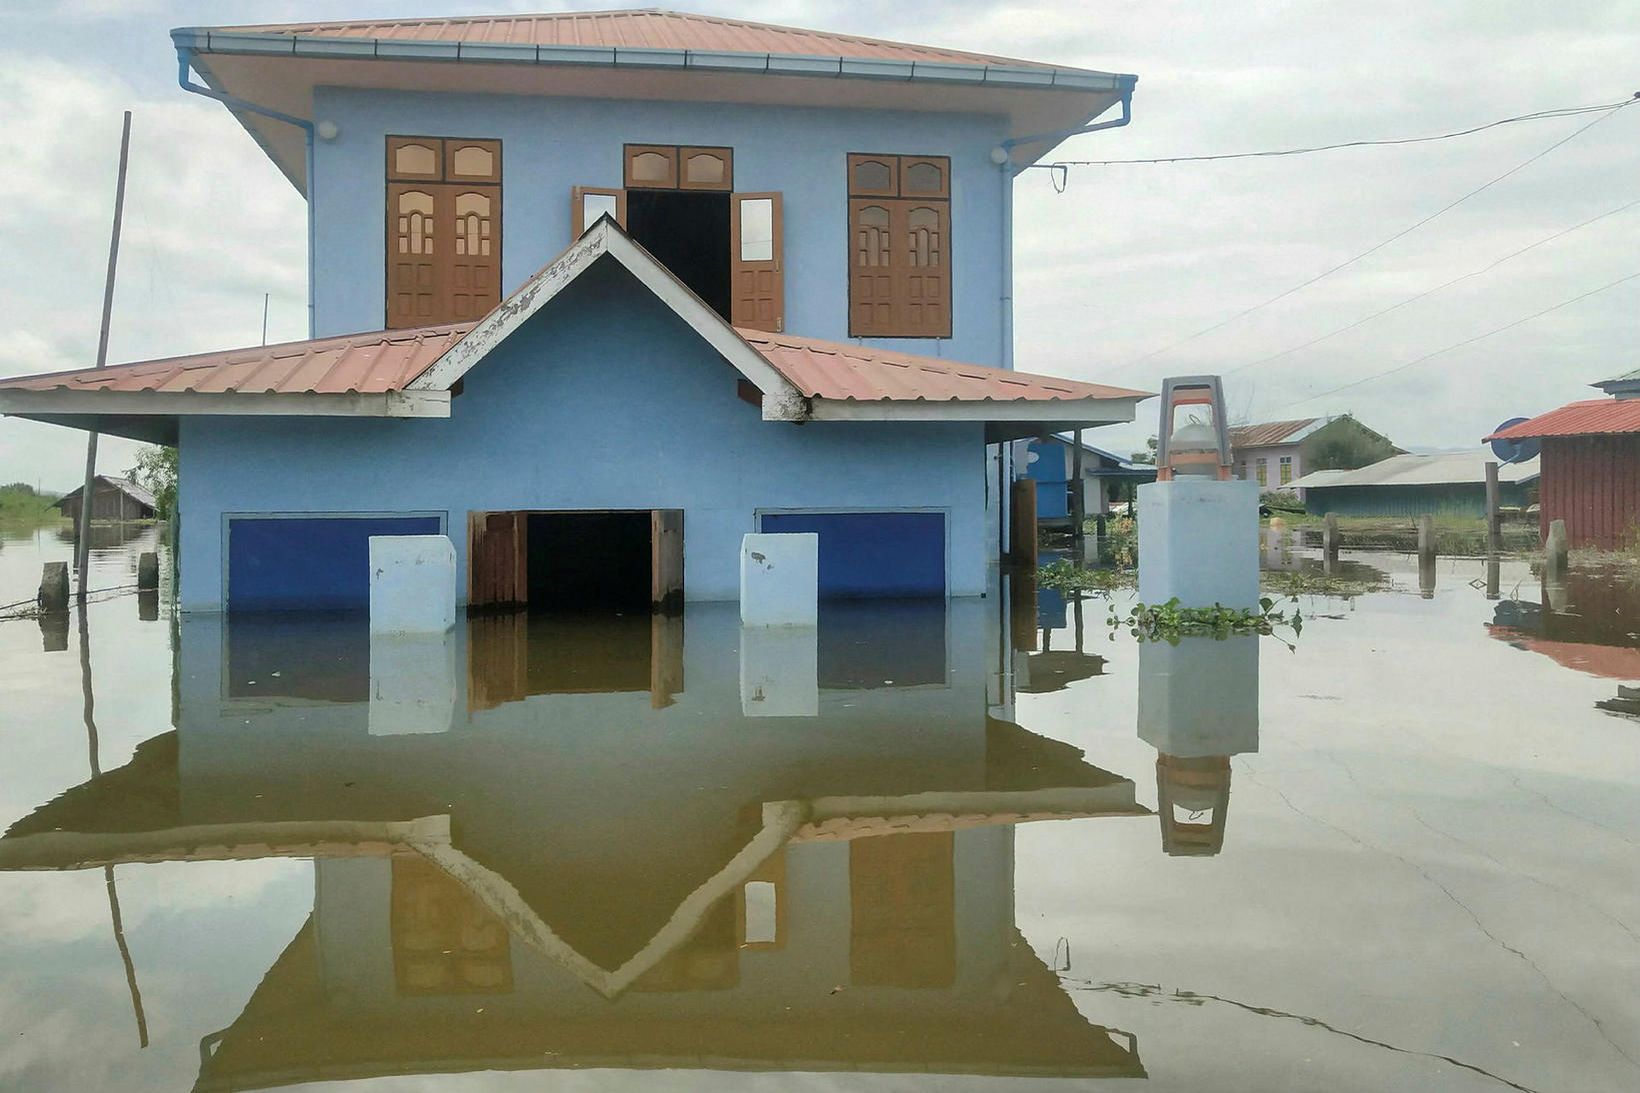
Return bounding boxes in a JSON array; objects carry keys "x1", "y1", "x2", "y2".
[
  {"x1": 1228, "y1": 417, "x2": 1329, "y2": 449},
  {"x1": 1486, "y1": 398, "x2": 1640, "y2": 440},
  {"x1": 212, "y1": 9, "x2": 1096, "y2": 71},
  {"x1": 1291, "y1": 450, "x2": 1539, "y2": 490},
  {"x1": 1487, "y1": 628, "x2": 1640, "y2": 680},
  {"x1": 194, "y1": 921, "x2": 1143, "y2": 1092}
]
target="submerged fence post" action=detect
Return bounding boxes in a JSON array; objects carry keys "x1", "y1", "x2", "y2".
[
  {"x1": 1417, "y1": 514, "x2": 1437, "y2": 599},
  {"x1": 1322, "y1": 513, "x2": 1339, "y2": 558},
  {"x1": 1544, "y1": 518, "x2": 1569, "y2": 574},
  {"x1": 39, "y1": 563, "x2": 70, "y2": 611},
  {"x1": 1484, "y1": 461, "x2": 1502, "y2": 554}
]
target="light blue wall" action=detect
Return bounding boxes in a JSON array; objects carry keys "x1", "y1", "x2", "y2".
[
  {"x1": 309, "y1": 87, "x2": 1009, "y2": 365},
  {"x1": 177, "y1": 258, "x2": 989, "y2": 611}
]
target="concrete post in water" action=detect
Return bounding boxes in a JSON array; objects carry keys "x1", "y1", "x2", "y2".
[
  {"x1": 1544, "y1": 518, "x2": 1569, "y2": 575},
  {"x1": 1322, "y1": 513, "x2": 1340, "y2": 558},
  {"x1": 368, "y1": 535, "x2": 456, "y2": 633},
  {"x1": 1485, "y1": 555, "x2": 1500, "y2": 601},
  {"x1": 136, "y1": 552, "x2": 159, "y2": 590},
  {"x1": 39, "y1": 563, "x2": 69, "y2": 611},
  {"x1": 1417, "y1": 514, "x2": 1437, "y2": 598},
  {"x1": 1484, "y1": 461, "x2": 1502, "y2": 554},
  {"x1": 740, "y1": 533, "x2": 818, "y2": 627}
]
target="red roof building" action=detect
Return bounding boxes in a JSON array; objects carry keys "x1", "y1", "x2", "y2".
[{"x1": 1487, "y1": 382, "x2": 1640, "y2": 549}]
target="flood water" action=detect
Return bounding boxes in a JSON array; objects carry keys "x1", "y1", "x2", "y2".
[{"x1": 1, "y1": 528, "x2": 1637, "y2": 1092}]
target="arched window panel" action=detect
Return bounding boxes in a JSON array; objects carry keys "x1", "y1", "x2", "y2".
[
  {"x1": 848, "y1": 154, "x2": 897, "y2": 197},
  {"x1": 906, "y1": 206, "x2": 942, "y2": 267},
  {"x1": 625, "y1": 145, "x2": 678, "y2": 189},
  {"x1": 388, "y1": 139, "x2": 440, "y2": 180},
  {"x1": 854, "y1": 204, "x2": 891, "y2": 267},
  {"x1": 681, "y1": 147, "x2": 733, "y2": 191},
  {"x1": 902, "y1": 158, "x2": 948, "y2": 198},
  {"x1": 454, "y1": 192, "x2": 492, "y2": 257},
  {"x1": 396, "y1": 190, "x2": 436, "y2": 255},
  {"x1": 448, "y1": 141, "x2": 500, "y2": 183}
]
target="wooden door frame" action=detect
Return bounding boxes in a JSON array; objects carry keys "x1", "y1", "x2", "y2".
[{"x1": 466, "y1": 508, "x2": 683, "y2": 613}]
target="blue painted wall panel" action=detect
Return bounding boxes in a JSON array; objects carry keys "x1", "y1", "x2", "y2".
[
  {"x1": 179, "y1": 261, "x2": 988, "y2": 611},
  {"x1": 760, "y1": 512, "x2": 946, "y2": 598},
  {"x1": 227, "y1": 515, "x2": 441, "y2": 612},
  {"x1": 310, "y1": 88, "x2": 1008, "y2": 367}
]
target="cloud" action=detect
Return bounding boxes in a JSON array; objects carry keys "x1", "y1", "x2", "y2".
[{"x1": 0, "y1": 50, "x2": 306, "y2": 489}]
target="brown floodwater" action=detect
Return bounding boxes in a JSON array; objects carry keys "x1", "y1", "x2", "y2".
[{"x1": 1, "y1": 526, "x2": 1637, "y2": 1092}]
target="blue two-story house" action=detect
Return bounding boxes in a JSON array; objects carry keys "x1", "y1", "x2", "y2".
[{"x1": 0, "y1": 9, "x2": 1144, "y2": 613}]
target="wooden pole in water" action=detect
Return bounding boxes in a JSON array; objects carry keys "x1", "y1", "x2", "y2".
[
  {"x1": 1484, "y1": 460, "x2": 1501, "y2": 554},
  {"x1": 74, "y1": 110, "x2": 133, "y2": 602},
  {"x1": 1070, "y1": 430, "x2": 1086, "y2": 545}
]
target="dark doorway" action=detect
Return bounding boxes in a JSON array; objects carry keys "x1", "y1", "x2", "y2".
[
  {"x1": 527, "y1": 512, "x2": 652, "y2": 613},
  {"x1": 626, "y1": 189, "x2": 731, "y2": 320}
]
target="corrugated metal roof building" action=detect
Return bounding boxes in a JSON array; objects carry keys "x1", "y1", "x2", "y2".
[
  {"x1": 1488, "y1": 389, "x2": 1640, "y2": 549},
  {"x1": 1289, "y1": 451, "x2": 1537, "y2": 519}
]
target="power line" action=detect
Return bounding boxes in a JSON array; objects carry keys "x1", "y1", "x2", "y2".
[
  {"x1": 1269, "y1": 269, "x2": 1640, "y2": 413},
  {"x1": 1115, "y1": 97, "x2": 1635, "y2": 372},
  {"x1": 1035, "y1": 97, "x2": 1635, "y2": 169},
  {"x1": 1222, "y1": 195, "x2": 1640, "y2": 377}
]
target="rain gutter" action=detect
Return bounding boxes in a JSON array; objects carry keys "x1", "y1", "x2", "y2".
[
  {"x1": 1000, "y1": 77, "x2": 1136, "y2": 157},
  {"x1": 169, "y1": 27, "x2": 1131, "y2": 94},
  {"x1": 176, "y1": 47, "x2": 317, "y2": 338}
]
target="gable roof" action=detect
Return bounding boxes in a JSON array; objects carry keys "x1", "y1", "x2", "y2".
[
  {"x1": 174, "y1": 9, "x2": 1134, "y2": 188},
  {"x1": 54, "y1": 474, "x2": 157, "y2": 511},
  {"x1": 0, "y1": 219, "x2": 1147, "y2": 444},
  {"x1": 1227, "y1": 417, "x2": 1331, "y2": 449},
  {"x1": 1486, "y1": 398, "x2": 1640, "y2": 441}
]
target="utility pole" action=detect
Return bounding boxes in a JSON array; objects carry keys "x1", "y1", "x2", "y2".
[
  {"x1": 74, "y1": 110, "x2": 132, "y2": 601},
  {"x1": 261, "y1": 292, "x2": 270, "y2": 346}
]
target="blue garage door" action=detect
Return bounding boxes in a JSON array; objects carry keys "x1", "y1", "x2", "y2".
[
  {"x1": 759, "y1": 512, "x2": 945, "y2": 599},
  {"x1": 227, "y1": 515, "x2": 442, "y2": 613}
]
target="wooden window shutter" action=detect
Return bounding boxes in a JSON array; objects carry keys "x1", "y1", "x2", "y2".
[
  {"x1": 571, "y1": 186, "x2": 627, "y2": 237},
  {"x1": 730, "y1": 192, "x2": 783, "y2": 332},
  {"x1": 846, "y1": 155, "x2": 951, "y2": 338},
  {"x1": 385, "y1": 136, "x2": 502, "y2": 328},
  {"x1": 625, "y1": 145, "x2": 678, "y2": 189}
]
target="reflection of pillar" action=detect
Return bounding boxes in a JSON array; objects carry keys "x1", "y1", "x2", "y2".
[
  {"x1": 1542, "y1": 567, "x2": 1571, "y2": 614},
  {"x1": 1418, "y1": 556, "x2": 1436, "y2": 599},
  {"x1": 1137, "y1": 636, "x2": 1259, "y2": 857},
  {"x1": 369, "y1": 630, "x2": 458, "y2": 735},
  {"x1": 1156, "y1": 756, "x2": 1231, "y2": 856},
  {"x1": 1008, "y1": 571, "x2": 1039, "y2": 654},
  {"x1": 739, "y1": 624, "x2": 817, "y2": 717}
]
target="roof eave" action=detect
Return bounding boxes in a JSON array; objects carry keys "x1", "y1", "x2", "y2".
[{"x1": 0, "y1": 389, "x2": 451, "y2": 434}]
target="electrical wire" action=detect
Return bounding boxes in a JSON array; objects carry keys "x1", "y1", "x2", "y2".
[
  {"x1": 1268, "y1": 269, "x2": 1640, "y2": 413},
  {"x1": 1222, "y1": 194, "x2": 1640, "y2": 377},
  {"x1": 1034, "y1": 97, "x2": 1636, "y2": 169},
  {"x1": 1114, "y1": 96, "x2": 1636, "y2": 371}
]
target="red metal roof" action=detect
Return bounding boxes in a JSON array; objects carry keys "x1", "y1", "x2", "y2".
[
  {"x1": 217, "y1": 8, "x2": 1074, "y2": 71},
  {"x1": 1486, "y1": 398, "x2": 1640, "y2": 440},
  {"x1": 738, "y1": 330, "x2": 1146, "y2": 403},
  {"x1": 1227, "y1": 418, "x2": 1323, "y2": 449},
  {"x1": 0, "y1": 325, "x2": 471, "y2": 396},
  {"x1": 0, "y1": 325, "x2": 1141, "y2": 408}
]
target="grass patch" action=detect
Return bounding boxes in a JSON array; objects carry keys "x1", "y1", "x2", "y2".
[
  {"x1": 0, "y1": 484, "x2": 65, "y2": 529},
  {"x1": 1038, "y1": 558, "x2": 1135, "y2": 593},
  {"x1": 1260, "y1": 568, "x2": 1392, "y2": 599}
]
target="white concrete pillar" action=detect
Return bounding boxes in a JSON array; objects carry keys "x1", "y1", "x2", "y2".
[
  {"x1": 1137, "y1": 479, "x2": 1260, "y2": 611},
  {"x1": 369, "y1": 535, "x2": 456, "y2": 633},
  {"x1": 739, "y1": 533, "x2": 818, "y2": 627}
]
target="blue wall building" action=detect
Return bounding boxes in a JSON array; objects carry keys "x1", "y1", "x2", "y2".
[{"x1": 1, "y1": 10, "x2": 1146, "y2": 612}]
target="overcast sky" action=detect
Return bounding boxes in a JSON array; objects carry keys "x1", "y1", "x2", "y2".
[{"x1": 1, "y1": 0, "x2": 1635, "y2": 487}]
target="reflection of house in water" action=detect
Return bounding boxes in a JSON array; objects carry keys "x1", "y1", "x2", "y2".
[
  {"x1": 1009, "y1": 572, "x2": 1109, "y2": 694},
  {"x1": 1137, "y1": 635, "x2": 1260, "y2": 856},
  {"x1": 2, "y1": 601, "x2": 1151, "y2": 1085},
  {"x1": 1488, "y1": 571, "x2": 1640, "y2": 682}
]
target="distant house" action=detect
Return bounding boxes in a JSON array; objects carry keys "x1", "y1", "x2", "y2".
[
  {"x1": 1023, "y1": 435, "x2": 1156, "y2": 523},
  {"x1": 1228, "y1": 415, "x2": 1398, "y2": 492},
  {"x1": 1487, "y1": 370, "x2": 1640, "y2": 549},
  {"x1": 52, "y1": 475, "x2": 155, "y2": 523},
  {"x1": 1289, "y1": 450, "x2": 1537, "y2": 518}
]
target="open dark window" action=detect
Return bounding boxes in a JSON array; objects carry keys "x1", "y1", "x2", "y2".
[{"x1": 570, "y1": 145, "x2": 782, "y2": 331}]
